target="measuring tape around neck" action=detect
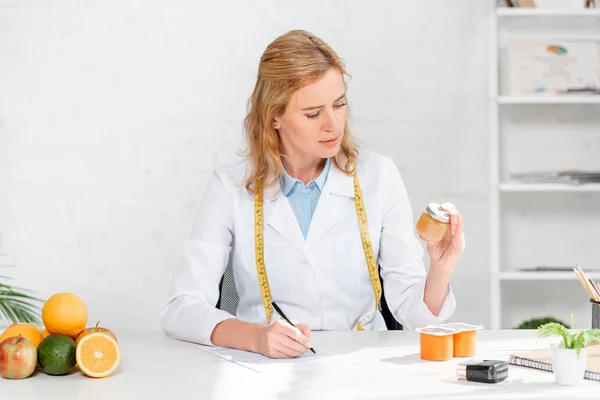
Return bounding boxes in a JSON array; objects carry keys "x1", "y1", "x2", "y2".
[{"x1": 253, "y1": 170, "x2": 381, "y2": 329}]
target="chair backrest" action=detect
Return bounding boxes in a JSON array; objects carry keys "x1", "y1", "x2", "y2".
[
  {"x1": 216, "y1": 253, "x2": 239, "y2": 315},
  {"x1": 378, "y1": 268, "x2": 403, "y2": 331},
  {"x1": 216, "y1": 254, "x2": 403, "y2": 331}
]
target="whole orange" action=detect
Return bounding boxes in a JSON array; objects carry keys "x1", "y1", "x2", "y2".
[
  {"x1": 42, "y1": 293, "x2": 88, "y2": 339},
  {"x1": 0, "y1": 323, "x2": 44, "y2": 349}
]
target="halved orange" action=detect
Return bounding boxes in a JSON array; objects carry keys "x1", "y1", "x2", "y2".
[{"x1": 76, "y1": 332, "x2": 121, "y2": 378}]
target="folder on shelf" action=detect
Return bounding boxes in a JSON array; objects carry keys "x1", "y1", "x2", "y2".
[
  {"x1": 515, "y1": 0, "x2": 536, "y2": 7},
  {"x1": 517, "y1": 266, "x2": 580, "y2": 272},
  {"x1": 509, "y1": 170, "x2": 600, "y2": 184}
]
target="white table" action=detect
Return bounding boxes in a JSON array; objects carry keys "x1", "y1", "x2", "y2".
[{"x1": 1, "y1": 329, "x2": 598, "y2": 399}]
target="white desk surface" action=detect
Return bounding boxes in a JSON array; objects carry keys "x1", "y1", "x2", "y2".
[{"x1": 1, "y1": 329, "x2": 598, "y2": 399}]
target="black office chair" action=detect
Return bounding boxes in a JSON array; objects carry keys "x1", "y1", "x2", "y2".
[
  {"x1": 378, "y1": 268, "x2": 403, "y2": 330},
  {"x1": 215, "y1": 253, "x2": 240, "y2": 315},
  {"x1": 216, "y1": 254, "x2": 403, "y2": 331}
]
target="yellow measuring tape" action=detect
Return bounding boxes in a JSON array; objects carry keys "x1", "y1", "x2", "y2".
[
  {"x1": 253, "y1": 182, "x2": 274, "y2": 324},
  {"x1": 254, "y1": 170, "x2": 381, "y2": 329}
]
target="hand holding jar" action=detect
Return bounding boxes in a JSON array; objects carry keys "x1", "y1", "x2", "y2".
[{"x1": 416, "y1": 202, "x2": 465, "y2": 276}]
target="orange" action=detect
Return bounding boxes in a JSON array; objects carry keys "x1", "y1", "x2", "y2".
[
  {"x1": 76, "y1": 332, "x2": 121, "y2": 378},
  {"x1": 42, "y1": 293, "x2": 88, "y2": 338},
  {"x1": 0, "y1": 323, "x2": 44, "y2": 349},
  {"x1": 42, "y1": 329, "x2": 52, "y2": 339}
]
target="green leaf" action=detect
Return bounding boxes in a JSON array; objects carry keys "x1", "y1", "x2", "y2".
[
  {"x1": 516, "y1": 317, "x2": 569, "y2": 329},
  {"x1": 0, "y1": 284, "x2": 42, "y2": 325},
  {"x1": 584, "y1": 329, "x2": 600, "y2": 346},
  {"x1": 0, "y1": 302, "x2": 19, "y2": 324},
  {"x1": 0, "y1": 290, "x2": 43, "y2": 302},
  {"x1": 573, "y1": 331, "x2": 586, "y2": 355},
  {"x1": 538, "y1": 322, "x2": 573, "y2": 348}
]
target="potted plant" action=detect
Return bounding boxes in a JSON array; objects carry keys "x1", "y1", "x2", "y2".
[
  {"x1": 538, "y1": 316, "x2": 600, "y2": 386},
  {"x1": 516, "y1": 316, "x2": 568, "y2": 329}
]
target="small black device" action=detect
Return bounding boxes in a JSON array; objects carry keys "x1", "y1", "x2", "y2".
[{"x1": 457, "y1": 360, "x2": 509, "y2": 383}]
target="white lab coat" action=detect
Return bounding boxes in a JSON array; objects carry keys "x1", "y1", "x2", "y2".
[{"x1": 161, "y1": 151, "x2": 456, "y2": 346}]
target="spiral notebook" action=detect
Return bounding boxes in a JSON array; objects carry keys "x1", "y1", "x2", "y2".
[{"x1": 509, "y1": 345, "x2": 600, "y2": 381}]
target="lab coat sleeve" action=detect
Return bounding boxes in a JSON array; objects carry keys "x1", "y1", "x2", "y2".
[
  {"x1": 161, "y1": 170, "x2": 237, "y2": 345},
  {"x1": 377, "y1": 157, "x2": 456, "y2": 329}
]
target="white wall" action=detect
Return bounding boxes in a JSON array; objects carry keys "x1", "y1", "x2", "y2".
[{"x1": 0, "y1": 0, "x2": 491, "y2": 330}]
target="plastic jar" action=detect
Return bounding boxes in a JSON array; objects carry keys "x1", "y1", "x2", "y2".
[
  {"x1": 453, "y1": 330, "x2": 477, "y2": 357},
  {"x1": 416, "y1": 203, "x2": 450, "y2": 242},
  {"x1": 417, "y1": 326, "x2": 455, "y2": 361},
  {"x1": 440, "y1": 323, "x2": 483, "y2": 358}
]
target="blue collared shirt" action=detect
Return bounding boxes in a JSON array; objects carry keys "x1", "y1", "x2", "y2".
[{"x1": 282, "y1": 159, "x2": 331, "y2": 239}]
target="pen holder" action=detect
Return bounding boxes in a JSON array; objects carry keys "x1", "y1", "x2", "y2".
[{"x1": 591, "y1": 299, "x2": 600, "y2": 329}]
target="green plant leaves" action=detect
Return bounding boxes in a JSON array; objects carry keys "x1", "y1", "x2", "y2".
[
  {"x1": 0, "y1": 284, "x2": 42, "y2": 325},
  {"x1": 538, "y1": 322, "x2": 571, "y2": 346},
  {"x1": 538, "y1": 321, "x2": 600, "y2": 357}
]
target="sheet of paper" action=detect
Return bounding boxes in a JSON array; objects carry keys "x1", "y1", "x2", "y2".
[{"x1": 198, "y1": 345, "x2": 357, "y2": 373}]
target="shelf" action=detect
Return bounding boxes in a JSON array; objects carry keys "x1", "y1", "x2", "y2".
[
  {"x1": 499, "y1": 271, "x2": 600, "y2": 281},
  {"x1": 491, "y1": 1, "x2": 600, "y2": 329},
  {"x1": 499, "y1": 183, "x2": 600, "y2": 192},
  {"x1": 498, "y1": 96, "x2": 600, "y2": 104},
  {"x1": 497, "y1": 8, "x2": 600, "y2": 17}
]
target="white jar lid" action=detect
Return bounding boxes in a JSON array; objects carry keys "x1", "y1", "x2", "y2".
[{"x1": 425, "y1": 203, "x2": 450, "y2": 223}]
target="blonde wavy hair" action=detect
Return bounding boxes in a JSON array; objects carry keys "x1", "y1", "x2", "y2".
[{"x1": 242, "y1": 30, "x2": 359, "y2": 194}]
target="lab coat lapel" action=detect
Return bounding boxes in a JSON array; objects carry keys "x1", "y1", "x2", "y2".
[
  {"x1": 305, "y1": 164, "x2": 355, "y2": 250},
  {"x1": 264, "y1": 183, "x2": 311, "y2": 261}
]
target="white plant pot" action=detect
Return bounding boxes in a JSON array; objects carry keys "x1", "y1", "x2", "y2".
[
  {"x1": 534, "y1": 0, "x2": 587, "y2": 9},
  {"x1": 551, "y1": 345, "x2": 588, "y2": 386}
]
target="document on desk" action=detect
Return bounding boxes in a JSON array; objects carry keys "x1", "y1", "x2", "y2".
[{"x1": 197, "y1": 346, "x2": 357, "y2": 373}]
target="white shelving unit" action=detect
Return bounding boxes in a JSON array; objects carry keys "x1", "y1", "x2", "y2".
[
  {"x1": 497, "y1": 8, "x2": 600, "y2": 17},
  {"x1": 499, "y1": 183, "x2": 600, "y2": 192},
  {"x1": 490, "y1": 4, "x2": 600, "y2": 329},
  {"x1": 498, "y1": 95, "x2": 600, "y2": 104},
  {"x1": 500, "y1": 271, "x2": 600, "y2": 281}
]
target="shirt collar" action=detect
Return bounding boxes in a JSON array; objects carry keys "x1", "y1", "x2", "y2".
[{"x1": 281, "y1": 158, "x2": 331, "y2": 196}]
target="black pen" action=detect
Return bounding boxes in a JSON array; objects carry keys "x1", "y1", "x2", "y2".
[{"x1": 271, "y1": 301, "x2": 316, "y2": 354}]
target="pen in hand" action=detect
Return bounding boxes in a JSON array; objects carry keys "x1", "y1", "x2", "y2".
[{"x1": 271, "y1": 301, "x2": 316, "y2": 354}]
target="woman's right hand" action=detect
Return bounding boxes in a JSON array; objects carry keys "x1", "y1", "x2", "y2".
[{"x1": 255, "y1": 319, "x2": 312, "y2": 359}]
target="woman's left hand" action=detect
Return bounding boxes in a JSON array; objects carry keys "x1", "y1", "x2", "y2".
[{"x1": 420, "y1": 203, "x2": 465, "y2": 276}]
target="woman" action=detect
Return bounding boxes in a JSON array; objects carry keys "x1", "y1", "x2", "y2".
[{"x1": 161, "y1": 30, "x2": 465, "y2": 359}]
